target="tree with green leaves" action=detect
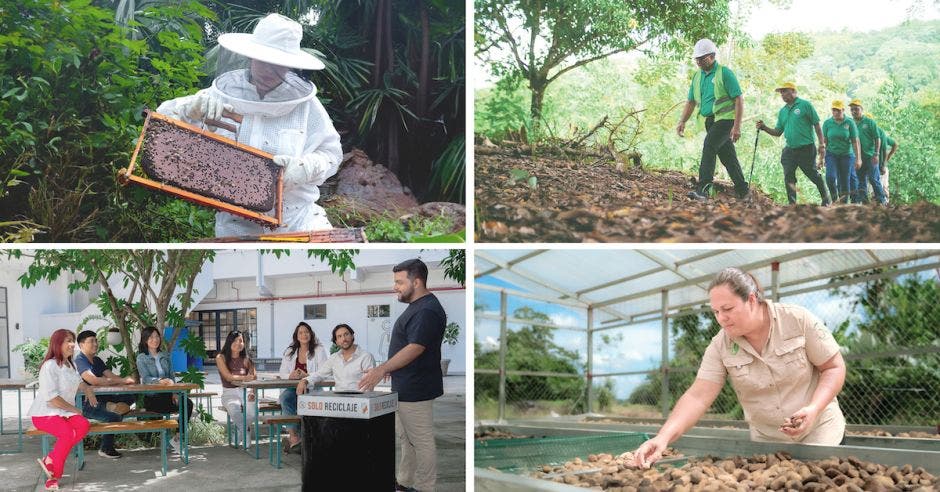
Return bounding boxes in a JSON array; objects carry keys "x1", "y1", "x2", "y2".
[
  {"x1": 475, "y1": 0, "x2": 731, "y2": 134},
  {"x1": 828, "y1": 269, "x2": 940, "y2": 425},
  {"x1": 14, "y1": 250, "x2": 214, "y2": 381},
  {"x1": 628, "y1": 309, "x2": 742, "y2": 418},
  {"x1": 475, "y1": 306, "x2": 586, "y2": 412}
]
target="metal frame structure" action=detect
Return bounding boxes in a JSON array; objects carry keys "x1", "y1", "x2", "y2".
[{"x1": 475, "y1": 249, "x2": 940, "y2": 419}]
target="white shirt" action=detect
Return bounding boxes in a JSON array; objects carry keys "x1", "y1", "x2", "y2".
[
  {"x1": 28, "y1": 359, "x2": 83, "y2": 417},
  {"x1": 278, "y1": 344, "x2": 328, "y2": 379},
  {"x1": 305, "y1": 345, "x2": 376, "y2": 392}
]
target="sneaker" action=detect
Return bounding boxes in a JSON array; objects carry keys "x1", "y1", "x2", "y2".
[
  {"x1": 169, "y1": 435, "x2": 181, "y2": 454},
  {"x1": 395, "y1": 482, "x2": 417, "y2": 492},
  {"x1": 687, "y1": 190, "x2": 708, "y2": 201},
  {"x1": 44, "y1": 478, "x2": 59, "y2": 491},
  {"x1": 98, "y1": 448, "x2": 122, "y2": 459}
]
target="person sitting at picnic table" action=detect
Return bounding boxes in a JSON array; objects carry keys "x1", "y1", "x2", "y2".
[
  {"x1": 217, "y1": 330, "x2": 258, "y2": 443},
  {"x1": 136, "y1": 326, "x2": 194, "y2": 455},
  {"x1": 75, "y1": 330, "x2": 137, "y2": 459},
  {"x1": 28, "y1": 329, "x2": 97, "y2": 491},
  {"x1": 276, "y1": 321, "x2": 327, "y2": 453}
]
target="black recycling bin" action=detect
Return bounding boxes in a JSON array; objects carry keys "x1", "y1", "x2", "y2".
[{"x1": 298, "y1": 391, "x2": 398, "y2": 491}]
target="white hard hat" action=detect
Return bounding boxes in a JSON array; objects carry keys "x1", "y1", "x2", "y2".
[{"x1": 693, "y1": 38, "x2": 718, "y2": 58}]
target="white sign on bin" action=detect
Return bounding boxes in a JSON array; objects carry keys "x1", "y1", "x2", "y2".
[{"x1": 297, "y1": 391, "x2": 398, "y2": 419}]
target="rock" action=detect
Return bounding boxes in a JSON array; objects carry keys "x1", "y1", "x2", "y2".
[{"x1": 325, "y1": 149, "x2": 464, "y2": 234}]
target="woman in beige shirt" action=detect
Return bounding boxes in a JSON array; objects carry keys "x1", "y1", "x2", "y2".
[{"x1": 634, "y1": 267, "x2": 847, "y2": 468}]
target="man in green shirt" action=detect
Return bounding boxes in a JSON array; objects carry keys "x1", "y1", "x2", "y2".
[
  {"x1": 756, "y1": 82, "x2": 830, "y2": 205},
  {"x1": 848, "y1": 100, "x2": 886, "y2": 204},
  {"x1": 876, "y1": 122, "x2": 898, "y2": 202},
  {"x1": 676, "y1": 38, "x2": 748, "y2": 201}
]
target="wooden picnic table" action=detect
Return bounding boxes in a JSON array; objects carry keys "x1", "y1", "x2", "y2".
[
  {"x1": 0, "y1": 379, "x2": 30, "y2": 454},
  {"x1": 77, "y1": 383, "x2": 199, "y2": 463}
]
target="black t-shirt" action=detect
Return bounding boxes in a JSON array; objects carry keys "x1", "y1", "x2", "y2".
[
  {"x1": 75, "y1": 352, "x2": 107, "y2": 380},
  {"x1": 389, "y1": 293, "x2": 446, "y2": 402}
]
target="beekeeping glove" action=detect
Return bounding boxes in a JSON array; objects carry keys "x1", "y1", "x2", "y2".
[
  {"x1": 273, "y1": 154, "x2": 331, "y2": 186},
  {"x1": 182, "y1": 91, "x2": 232, "y2": 121}
]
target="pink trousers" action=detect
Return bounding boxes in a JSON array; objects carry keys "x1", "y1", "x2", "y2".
[{"x1": 31, "y1": 415, "x2": 90, "y2": 478}]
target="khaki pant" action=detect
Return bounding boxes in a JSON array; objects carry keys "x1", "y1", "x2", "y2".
[{"x1": 396, "y1": 399, "x2": 436, "y2": 491}]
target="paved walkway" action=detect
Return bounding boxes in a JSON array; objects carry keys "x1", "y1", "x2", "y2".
[{"x1": 0, "y1": 374, "x2": 465, "y2": 491}]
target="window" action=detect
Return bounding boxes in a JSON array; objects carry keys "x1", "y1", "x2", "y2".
[
  {"x1": 304, "y1": 304, "x2": 327, "y2": 320},
  {"x1": 187, "y1": 308, "x2": 258, "y2": 361},
  {"x1": 367, "y1": 304, "x2": 390, "y2": 318}
]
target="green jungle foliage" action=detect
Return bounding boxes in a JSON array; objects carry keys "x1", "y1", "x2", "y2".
[{"x1": 1, "y1": 0, "x2": 465, "y2": 242}]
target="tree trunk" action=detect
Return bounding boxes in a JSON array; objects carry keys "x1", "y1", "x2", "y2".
[
  {"x1": 529, "y1": 80, "x2": 546, "y2": 142},
  {"x1": 416, "y1": 1, "x2": 430, "y2": 117}
]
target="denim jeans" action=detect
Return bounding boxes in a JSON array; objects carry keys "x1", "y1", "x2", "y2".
[
  {"x1": 825, "y1": 152, "x2": 854, "y2": 203},
  {"x1": 855, "y1": 154, "x2": 887, "y2": 204},
  {"x1": 82, "y1": 394, "x2": 134, "y2": 451},
  {"x1": 278, "y1": 387, "x2": 300, "y2": 431},
  {"x1": 697, "y1": 117, "x2": 748, "y2": 196}
]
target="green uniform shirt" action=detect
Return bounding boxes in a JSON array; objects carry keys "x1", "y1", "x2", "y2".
[
  {"x1": 688, "y1": 64, "x2": 742, "y2": 117},
  {"x1": 774, "y1": 97, "x2": 820, "y2": 148},
  {"x1": 853, "y1": 116, "x2": 879, "y2": 158},
  {"x1": 822, "y1": 117, "x2": 858, "y2": 156},
  {"x1": 878, "y1": 127, "x2": 895, "y2": 163}
]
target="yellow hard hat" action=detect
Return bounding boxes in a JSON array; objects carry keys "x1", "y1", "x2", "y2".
[
  {"x1": 775, "y1": 82, "x2": 797, "y2": 92},
  {"x1": 849, "y1": 98, "x2": 863, "y2": 107},
  {"x1": 831, "y1": 100, "x2": 845, "y2": 110}
]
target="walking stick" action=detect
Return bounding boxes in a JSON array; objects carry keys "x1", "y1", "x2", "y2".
[{"x1": 748, "y1": 130, "x2": 760, "y2": 188}]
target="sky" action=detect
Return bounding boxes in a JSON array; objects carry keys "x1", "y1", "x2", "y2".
[{"x1": 740, "y1": 0, "x2": 940, "y2": 37}]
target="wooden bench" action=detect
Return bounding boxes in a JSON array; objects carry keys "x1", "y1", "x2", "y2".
[
  {"x1": 261, "y1": 415, "x2": 301, "y2": 468},
  {"x1": 27, "y1": 419, "x2": 178, "y2": 476}
]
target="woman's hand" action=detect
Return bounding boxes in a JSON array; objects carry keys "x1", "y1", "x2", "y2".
[
  {"x1": 633, "y1": 435, "x2": 670, "y2": 469},
  {"x1": 171, "y1": 394, "x2": 178, "y2": 405},
  {"x1": 296, "y1": 379, "x2": 308, "y2": 394},
  {"x1": 158, "y1": 378, "x2": 174, "y2": 386},
  {"x1": 780, "y1": 404, "x2": 820, "y2": 437},
  {"x1": 244, "y1": 373, "x2": 257, "y2": 382},
  {"x1": 248, "y1": 391, "x2": 256, "y2": 402}
]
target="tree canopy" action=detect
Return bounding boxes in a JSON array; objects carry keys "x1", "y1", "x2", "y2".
[{"x1": 475, "y1": 0, "x2": 731, "y2": 130}]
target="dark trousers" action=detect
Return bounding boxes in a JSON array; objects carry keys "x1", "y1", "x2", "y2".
[
  {"x1": 781, "y1": 144, "x2": 829, "y2": 204},
  {"x1": 82, "y1": 393, "x2": 135, "y2": 451},
  {"x1": 698, "y1": 117, "x2": 748, "y2": 196},
  {"x1": 143, "y1": 394, "x2": 194, "y2": 435}
]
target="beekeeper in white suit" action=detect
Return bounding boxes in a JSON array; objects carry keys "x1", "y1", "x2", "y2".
[{"x1": 157, "y1": 13, "x2": 342, "y2": 236}]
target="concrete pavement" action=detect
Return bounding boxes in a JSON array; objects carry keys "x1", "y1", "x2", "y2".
[{"x1": 0, "y1": 374, "x2": 466, "y2": 491}]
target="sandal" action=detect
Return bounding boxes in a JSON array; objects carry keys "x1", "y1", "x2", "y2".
[
  {"x1": 44, "y1": 478, "x2": 59, "y2": 491},
  {"x1": 288, "y1": 440, "x2": 302, "y2": 454},
  {"x1": 36, "y1": 457, "x2": 54, "y2": 480}
]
